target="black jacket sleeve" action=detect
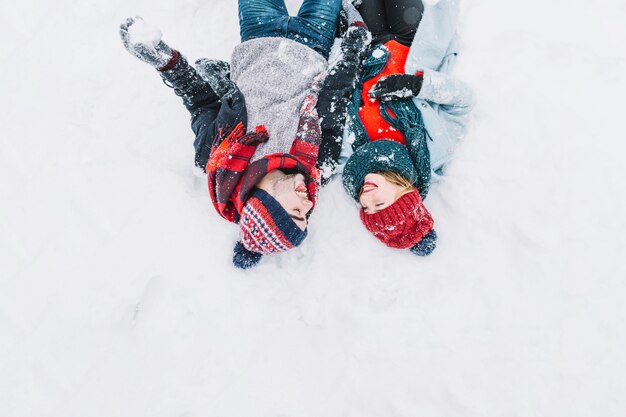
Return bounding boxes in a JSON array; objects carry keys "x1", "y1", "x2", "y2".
[
  {"x1": 316, "y1": 25, "x2": 370, "y2": 185},
  {"x1": 159, "y1": 52, "x2": 247, "y2": 170},
  {"x1": 190, "y1": 85, "x2": 247, "y2": 170}
]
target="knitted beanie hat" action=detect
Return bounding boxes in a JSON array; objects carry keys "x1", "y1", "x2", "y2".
[
  {"x1": 233, "y1": 188, "x2": 308, "y2": 269},
  {"x1": 360, "y1": 189, "x2": 436, "y2": 254},
  {"x1": 343, "y1": 140, "x2": 418, "y2": 201}
]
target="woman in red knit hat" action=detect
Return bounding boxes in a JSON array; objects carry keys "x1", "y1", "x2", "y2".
[{"x1": 341, "y1": 0, "x2": 473, "y2": 256}]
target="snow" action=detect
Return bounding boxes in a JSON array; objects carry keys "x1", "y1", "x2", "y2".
[
  {"x1": 2, "y1": 0, "x2": 626, "y2": 416},
  {"x1": 127, "y1": 17, "x2": 163, "y2": 48},
  {"x1": 384, "y1": 86, "x2": 415, "y2": 99},
  {"x1": 371, "y1": 48, "x2": 385, "y2": 59}
]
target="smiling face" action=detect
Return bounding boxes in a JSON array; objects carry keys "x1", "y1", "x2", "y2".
[
  {"x1": 257, "y1": 170, "x2": 313, "y2": 230},
  {"x1": 359, "y1": 172, "x2": 415, "y2": 214}
]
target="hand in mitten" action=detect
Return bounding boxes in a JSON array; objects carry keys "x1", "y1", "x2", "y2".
[
  {"x1": 195, "y1": 59, "x2": 230, "y2": 81},
  {"x1": 120, "y1": 17, "x2": 174, "y2": 69},
  {"x1": 195, "y1": 58, "x2": 234, "y2": 97},
  {"x1": 369, "y1": 74, "x2": 424, "y2": 101}
]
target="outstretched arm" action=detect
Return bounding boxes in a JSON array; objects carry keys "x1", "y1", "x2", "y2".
[
  {"x1": 165, "y1": 60, "x2": 246, "y2": 170},
  {"x1": 369, "y1": 61, "x2": 473, "y2": 145},
  {"x1": 120, "y1": 17, "x2": 246, "y2": 170},
  {"x1": 417, "y1": 68, "x2": 473, "y2": 112},
  {"x1": 400, "y1": 0, "x2": 472, "y2": 136},
  {"x1": 371, "y1": 69, "x2": 472, "y2": 109},
  {"x1": 316, "y1": 0, "x2": 371, "y2": 185}
]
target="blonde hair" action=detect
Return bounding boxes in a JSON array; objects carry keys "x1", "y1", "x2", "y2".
[{"x1": 378, "y1": 171, "x2": 416, "y2": 198}]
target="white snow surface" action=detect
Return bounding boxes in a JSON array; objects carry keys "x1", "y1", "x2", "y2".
[{"x1": 2, "y1": 0, "x2": 626, "y2": 416}]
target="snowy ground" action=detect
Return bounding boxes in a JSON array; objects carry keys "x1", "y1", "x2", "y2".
[{"x1": 2, "y1": 0, "x2": 626, "y2": 416}]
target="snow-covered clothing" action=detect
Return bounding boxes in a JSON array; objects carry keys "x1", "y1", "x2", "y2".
[
  {"x1": 155, "y1": 50, "x2": 322, "y2": 269},
  {"x1": 360, "y1": 189, "x2": 433, "y2": 248},
  {"x1": 230, "y1": 38, "x2": 327, "y2": 162},
  {"x1": 404, "y1": 0, "x2": 473, "y2": 177},
  {"x1": 316, "y1": 23, "x2": 372, "y2": 183},
  {"x1": 343, "y1": 40, "x2": 433, "y2": 199},
  {"x1": 238, "y1": 0, "x2": 342, "y2": 60},
  {"x1": 343, "y1": 0, "x2": 472, "y2": 187},
  {"x1": 155, "y1": 12, "x2": 369, "y2": 267},
  {"x1": 204, "y1": 97, "x2": 321, "y2": 269},
  {"x1": 196, "y1": 24, "x2": 370, "y2": 224},
  {"x1": 342, "y1": 139, "x2": 421, "y2": 201},
  {"x1": 122, "y1": 0, "x2": 370, "y2": 268},
  {"x1": 341, "y1": 0, "x2": 472, "y2": 256},
  {"x1": 368, "y1": 72, "x2": 424, "y2": 101},
  {"x1": 360, "y1": 189, "x2": 435, "y2": 251},
  {"x1": 357, "y1": 41, "x2": 422, "y2": 144},
  {"x1": 205, "y1": 119, "x2": 320, "y2": 225},
  {"x1": 344, "y1": 0, "x2": 472, "y2": 190},
  {"x1": 343, "y1": 139, "x2": 436, "y2": 255},
  {"x1": 159, "y1": 53, "x2": 246, "y2": 170}
]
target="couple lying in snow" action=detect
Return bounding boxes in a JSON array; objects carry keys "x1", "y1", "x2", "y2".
[{"x1": 120, "y1": 0, "x2": 473, "y2": 269}]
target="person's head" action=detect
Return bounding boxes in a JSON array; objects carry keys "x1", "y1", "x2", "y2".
[
  {"x1": 233, "y1": 169, "x2": 314, "y2": 269},
  {"x1": 256, "y1": 170, "x2": 313, "y2": 230},
  {"x1": 358, "y1": 171, "x2": 437, "y2": 256},
  {"x1": 359, "y1": 171, "x2": 415, "y2": 214},
  {"x1": 342, "y1": 139, "x2": 438, "y2": 255}
]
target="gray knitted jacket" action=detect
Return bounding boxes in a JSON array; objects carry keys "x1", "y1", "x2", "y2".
[{"x1": 230, "y1": 37, "x2": 328, "y2": 162}]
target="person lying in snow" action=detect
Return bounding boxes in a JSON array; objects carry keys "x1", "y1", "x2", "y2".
[
  {"x1": 120, "y1": 0, "x2": 370, "y2": 269},
  {"x1": 338, "y1": 0, "x2": 473, "y2": 256}
]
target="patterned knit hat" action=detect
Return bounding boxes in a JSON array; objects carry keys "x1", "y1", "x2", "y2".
[
  {"x1": 360, "y1": 189, "x2": 437, "y2": 255},
  {"x1": 233, "y1": 188, "x2": 308, "y2": 269}
]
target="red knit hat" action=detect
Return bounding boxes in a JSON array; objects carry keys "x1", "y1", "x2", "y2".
[{"x1": 360, "y1": 190, "x2": 434, "y2": 249}]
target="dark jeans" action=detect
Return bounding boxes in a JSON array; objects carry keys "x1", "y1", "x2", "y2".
[
  {"x1": 358, "y1": 0, "x2": 424, "y2": 47},
  {"x1": 238, "y1": 0, "x2": 342, "y2": 59}
]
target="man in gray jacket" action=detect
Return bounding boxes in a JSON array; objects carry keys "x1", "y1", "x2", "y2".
[{"x1": 121, "y1": 0, "x2": 370, "y2": 268}]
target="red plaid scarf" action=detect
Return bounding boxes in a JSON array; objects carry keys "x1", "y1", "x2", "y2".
[{"x1": 206, "y1": 122, "x2": 320, "y2": 224}]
